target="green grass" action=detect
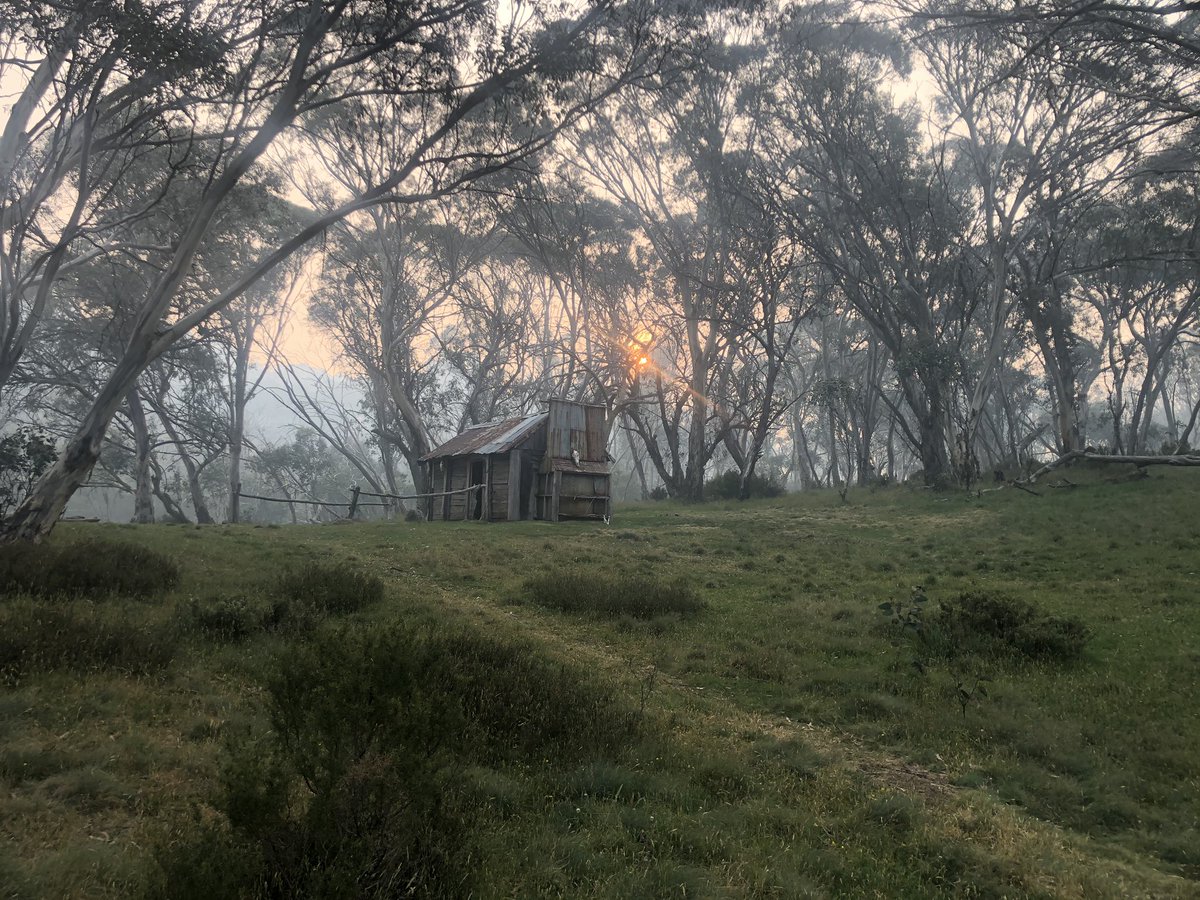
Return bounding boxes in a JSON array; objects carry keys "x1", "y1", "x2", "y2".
[{"x1": 1, "y1": 470, "x2": 1198, "y2": 896}]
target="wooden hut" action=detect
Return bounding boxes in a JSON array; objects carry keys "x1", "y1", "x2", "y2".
[{"x1": 420, "y1": 399, "x2": 611, "y2": 522}]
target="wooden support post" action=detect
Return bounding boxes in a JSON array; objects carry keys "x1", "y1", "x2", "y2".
[
  {"x1": 484, "y1": 456, "x2": 492, "y2": 522},
  {"x1": 348, "y1": 484, "x2": 361, "y2": 519},
  {"x1": 550, "y1": 470, "x2": 561, "y2": 522},
  {"x1": 508, "y1": 450, "x2": 522, "y2": 521}
]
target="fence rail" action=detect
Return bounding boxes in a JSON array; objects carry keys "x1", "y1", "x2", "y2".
[{"x1": 236, "y1": 483, "x2": 486, "y2": 520}]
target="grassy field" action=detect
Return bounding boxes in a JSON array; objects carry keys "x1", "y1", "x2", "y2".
[{"x1": 1, "y1": 466, "x2": 1198, "y2": 898}]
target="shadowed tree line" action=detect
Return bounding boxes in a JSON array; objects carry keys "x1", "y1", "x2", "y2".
[{"x1": 0, "y1": 0, "x2": 1197, "y2": 535}]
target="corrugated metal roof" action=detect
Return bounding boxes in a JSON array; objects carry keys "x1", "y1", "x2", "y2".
[{"x1": 420, "y1": 413, "x2": 547, "y2": 461}]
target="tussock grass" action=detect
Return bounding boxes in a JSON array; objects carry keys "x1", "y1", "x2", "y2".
[
  {"x1": 275, "y1": 559, "x2": 384, "y2": 615},
  {"x1": 0, "y1": 595, "x2": 179, "y2": 683},
  {"x1": 0, "y1": 538, "x2": 180, "y2": 598}
]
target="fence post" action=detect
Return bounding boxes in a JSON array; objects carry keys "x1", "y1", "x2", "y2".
[{"x1": 348, "y1": 484, "x2": 361, "y2": 519}]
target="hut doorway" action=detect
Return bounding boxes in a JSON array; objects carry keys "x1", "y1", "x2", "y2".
[{"x1": 470, "y1": 459, "x2": 485, "y2": 520}]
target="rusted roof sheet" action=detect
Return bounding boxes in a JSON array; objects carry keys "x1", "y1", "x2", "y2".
[
  {"x1": 547, "y1": 457, "x2": 609, "y2": 475},
  {"x1": 420, "y1": 413, "x2": 546, "y2": 461}
]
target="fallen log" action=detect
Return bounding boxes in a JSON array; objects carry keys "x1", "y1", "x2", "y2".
[
  {"x1": 1027, "y1": 450, "x2": 1200, "y2": 483},
  {"x1": 1007, "y1": 479, "x2": 1042, "y2": 496}
]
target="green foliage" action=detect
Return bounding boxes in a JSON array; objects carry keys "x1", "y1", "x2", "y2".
[
  {"x1": 0, "y1": 596, "x2": 178, "y2": 684},
  {"x1": 0, "y1": 538, "x2": 181, "y2": 599},
  {"x1": 878, "y1": 585, "x2": 928, "y2": 631},
  {"x1": 151, "y1": 818, "x2": 262, "y2": 900},
  {"x1": 926, "y1": 592, "x2": 1091, "y2": 662},
  {"x1": 184, "y1": 594, "x2": 318, "y2": 642},
  {"x1": 704, "y1": 469, "x2": 785, "y2": 500},
  {"x1": 0, "y1": 427, "x2": 55, "y2": 520},
  {"x1": 275, "y1": 560, "x2": 384, "y2": 615},
  {"x1": 524, "y1": 571, "x2": 704, "y2": 619},
  {"x1": 158, "y1": 622, "x2": 638, "y2": 897},
  {"x1": 185, "y1": 595, "x2": 268, "y2": 642},
  {"x1": 188, "y1": 562, "x2": 386, "y2": 644},
  {"x1": 896, "y1": 340, "x2": 963, "y2": 382}
]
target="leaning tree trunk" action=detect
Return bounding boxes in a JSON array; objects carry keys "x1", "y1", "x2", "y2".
[
  {"x1": 186, "y1": 464, "x2": 216, "y2": 525},
  {"x1": 1, "y1": 377, "x2": 131, "y2": 541},
  {"x1": 125, "y1": 388, "x2": 155, "y2": 524},
  {"x1": 0, "y1": 308, "x2": 180, "y2": 543}
]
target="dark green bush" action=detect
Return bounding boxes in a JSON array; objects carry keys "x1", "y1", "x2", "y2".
[
  {"x1": 275, "y1": 561, "x2": 384, "y2": 615},
  {"x1": 189, "y1": 564, "x2": 381, "y2": 645},
  {"x1": 186, "y1": 595, "x2": 267, "y2": 642},
  {"x1": 524, "y1": 571, "x2": 704, "y2": 619},
  {"x1": 157, "y1": 622, "x2": 637, "y2": 897},
  {"x1": 0, "y1": 426, "x2": 55, "y2": 519},
  {"x1": 429, "y1": 629, "x2": 637, "y2": 761},
  {"x1": 0, "y1": 538, "x2": 181, "y2": 599},
  {"x1": 266, "y1": 624, "x2": 636, "y2": 769},
  {"x1": 0, "y1": 596, "x2": 179, "y2": 683},
  {"x1": 704, "y1": 469, "x2": 784, "y2": 500},
  {"x1": 927, "y1": 592, "x2": 1090, "y2": 662}
]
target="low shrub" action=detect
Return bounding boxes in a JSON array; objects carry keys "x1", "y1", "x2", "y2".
[
  {"x1": 0, "y1": 426, "x2": 55, "y2": 520},
  {"x1": 157, "y1": 621, "x2": 637, "y2": 897},
  {"x1": 183, "y1": 594, "x2": 320, "y2": 643},
  {"x1": 266, "y1": 624, "x2": 637, "y2": 769},
  {"x1": 430, "y1": 628, "x2": 638, "y2": 761},
  {"x1": 704, "y1": 469, "x2": 785, "y2": 500},
  {"x1": 0, "y1": 596, "x2": 179, "y2": 683},
  {"x1": 927, "y1": 592, "x2": 1090, "y2": 662},
  {"x1": 275, "y1": 561, "x2": 384, "y2": 615},
  {"x1": 186, "y1": 595, "x2": 268, "y2": 642},
  {"x1": 189, "y1": 564, "x2": 382, "y2": 645},
  {"x1": 524, "y1": 572, "x2": 704, "y2": 619},
  {"x1": 0, "y1": 538, "x2": 181, "y2": 599}
]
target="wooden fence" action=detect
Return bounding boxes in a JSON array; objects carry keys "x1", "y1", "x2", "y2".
[{"x1": 236, "y1": 483, "x2": 485, "y2": 520}]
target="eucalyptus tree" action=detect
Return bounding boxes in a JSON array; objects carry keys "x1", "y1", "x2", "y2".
[
  {"x1": 0, "y1": 0, "x2": 232, "y2": 399},
  {"x1": 904, "y1": 0, "x2": 1200, "y2": 123},
  {"x1": 308, "y1": 194, "x2": 498, "y2": 493},
  {"x1": 436, "y1": 251, "x2": 548, "y2": 430},
  {"x1": 707, "y1": 160, "x2": 812, "y2": 499},
  {"x1": 1079, "y1": 155, "x2": 1200, "y2": 452},
  {"x1": 272, "y1": 360, "x2": 396, "y2": 503},
  {"x1": 571, "y1": 10, "x2": 776, "y2": 500},
  {"x1": 3, "y1": 0, "x2": 664, "y2": 540},
  {"x1": 141, "y1": 345, "x2": 229, "y2": 523},
  {"x1": 911, "y1": 16, "x2": 1164, "y2": 460},
  {"x1": 248, "y1": 428, "x2": 348, "y2": 523},
  {"x1": 492, "y1": 165, "x2": 645, "y2": 416},
  {"x1": 765, "y1": 17, "x2": 975, "y2": 484}
]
